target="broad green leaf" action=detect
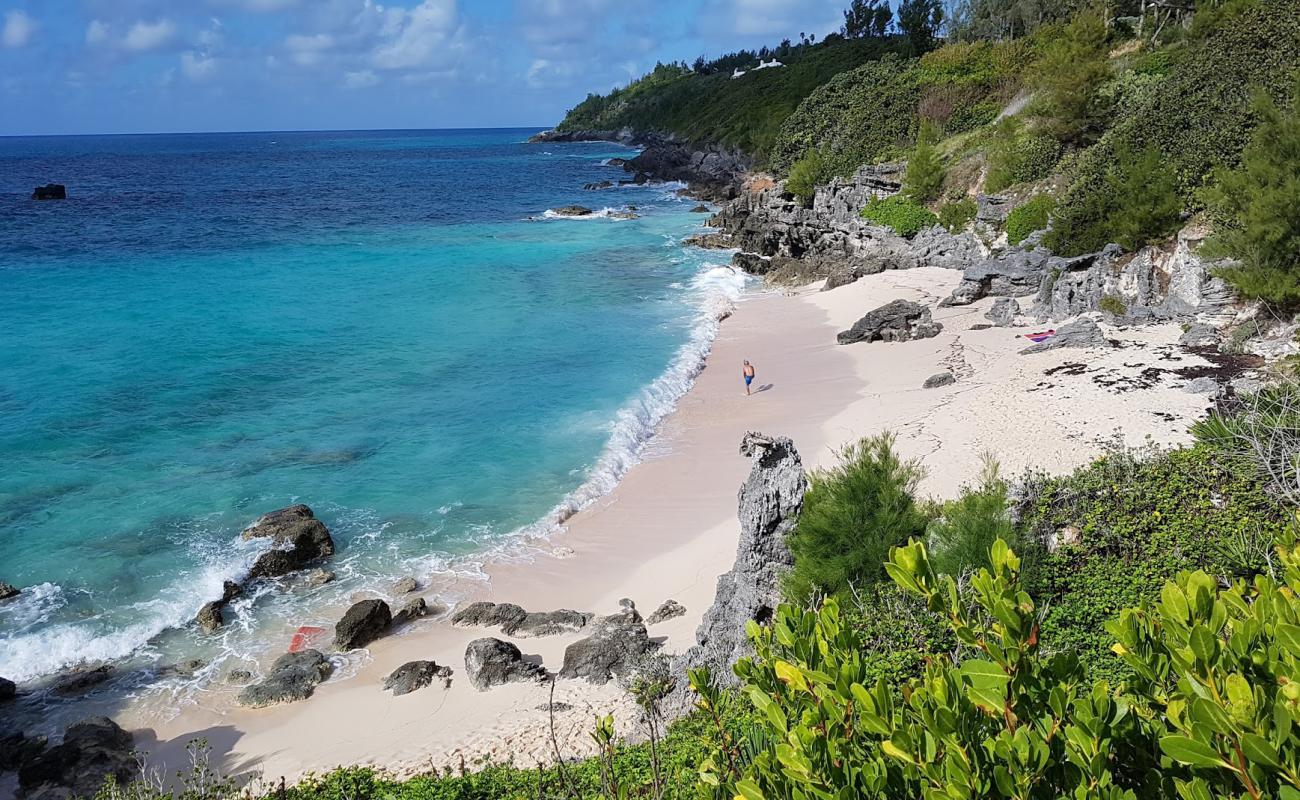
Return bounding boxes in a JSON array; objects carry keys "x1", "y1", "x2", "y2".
[{"x1": 1160, "y1": 735, "x2": 1229, "y2": 768}]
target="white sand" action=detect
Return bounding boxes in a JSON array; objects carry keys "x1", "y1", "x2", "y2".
[{"x1": 121, "y1": 266, "x2": 1214, "y2": 785}]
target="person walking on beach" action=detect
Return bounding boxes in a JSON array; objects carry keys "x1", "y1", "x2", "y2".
[{"x1": 742, "y1": 360, "x2": 756, "y2": 395}]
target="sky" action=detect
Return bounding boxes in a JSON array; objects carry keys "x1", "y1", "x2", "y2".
[{"x1": 0, "y1": 0, "x2": 853, "y2": 136}]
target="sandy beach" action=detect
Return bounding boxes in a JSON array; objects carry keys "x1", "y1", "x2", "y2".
[{"x1": 116, "y1": 265, "x2": 1216, "y2": 786}]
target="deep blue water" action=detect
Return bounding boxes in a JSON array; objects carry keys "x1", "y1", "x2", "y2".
[{"x1": 0, "y1": 129, "x2": 742, "y2": 686}]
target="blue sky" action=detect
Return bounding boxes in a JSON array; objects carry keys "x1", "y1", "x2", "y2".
[{"x1": 0, "y1": 0, "x2": 852, "y2": 135}]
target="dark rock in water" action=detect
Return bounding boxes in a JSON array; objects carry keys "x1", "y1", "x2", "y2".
[
  {"x1": 0, "y1": 583, "x2": 19, "y2": 601},
  {"x1": 383, "y1": 660, "x2": 451, "y2": 696},
  {"x1": 690, "y1": 204, "x2": 710, "y2": 213},
  {"x1": 583, "y1": 181, "x2": 613, "y2": 190},
  {"x1": 31, "y1": 184, "x2": 66, "y2": 201},
  {"x1": 196, "y1": 580, "x2": 242, "y2": 634},
  {"x1": 52, "y1": 665, "x2": 113, "y2": 697},
  {"x1": 608, "y1": 210, "x2": 640, "y2": 220},
  {"x1": 1180, "y1": 322, "x2": 1221, "y2": 347},
  {"x1": 669, "y1": 433, "x2": 806, "y2": 706},
  {"x1": 1019, "y1": 317, "x2": 1108, "y2": 354},
  {"x1": 392, "y1": 576, "x2": 419, "y2": 595},
  {"x1": 550, "y1": 205, "x2": 594, "y2": 217},
  {"x1": 0, "y1": 729, "x2": 46, "y2": 774},
  {"x1": 986, "y1": 297, "x2": 1021, "y2": 327},
  {"x1": 18, "y1": 717, "x2": 133, "y2": 800},
  {"x1": 683, "y1": 232, "x2": 733, "y2": 249},
  {"x1": 464, "y1": 638, "x2": 545, "y2": 691},
  {"x1": 646, "y1": 599, "x2": 686, "y2": 625},
  {"x1": 0, "y1": 677, "x2": 14, "y2": 702},
  {"x1": 157, "y1": 659, "x2": 207, "y2": 680},
  {"x1": 303, "y1": 569, "x2": 336, "y2": 588},
  {"x1": 559, "y1": 616, "x2": 656, "y2": 684},
  {"x1": 244, "y1": 505, "x2": 335, "y2": 580},
  {"x1": 509, "y1": 609, "x2": 592, "y2": 638},
  {"x1": 923, "y1": 372, "x2": 956, "y2": 389},
  {"x1": 837, "y1": 300, "x2": 943, "y2": 345},
  {"x1": 731, "y1": 252, "x2": 770, "y2": 274},
  {"x1": 237, "y1": 650, "x2": 332, "y2": 708},
  {"x1": 393, "y1": 597, "x2": 429, "y2": 626},
  {"x1": 334, "y1": 599, "x2": 392, "y2": 650},
  {"x1": 607, "y1": 158, "x2": 628, "y2": 167},
  {"x1": 226, "y1": 670, "x2": 253, "y2": 684},
  {"x1": 451, "y1": 601, "x2": 528, "y2": 630}
]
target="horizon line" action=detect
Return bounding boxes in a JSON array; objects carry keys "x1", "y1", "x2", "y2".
[{"x1": 0, "y1": 125, "x2": 556, "y2": 140}]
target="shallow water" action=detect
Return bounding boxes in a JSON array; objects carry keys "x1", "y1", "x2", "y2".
[{"x1": 0, "y1": 129, "x2": 743, "y2": 692}]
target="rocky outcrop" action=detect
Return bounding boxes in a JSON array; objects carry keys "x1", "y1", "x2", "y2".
[
  {"x1": 0, "y1": 677, "x2": 14, "y2": 702},
  {"x1": 986, "y1": 297, "x2": 1021, "y2": 327},
  {"x1": 464, "y1": 638, "x2": 545, "y2": 691},
  {"x1": 1019, "y1": 317, "x2": 1109, "y2": 354},
  {"x1": 583, "y1": 181, "x2": 613, "y2": 190},
  {"x1": 334, "y1": 599, "x2": 392, "y2": 650},
  {"x1": 393, "y1": 597, "x2": 429, "y2": 627},
  {"x1": 550, "y1": 205, "x2": 594, "y2": 217},
  {"x1": 670, "y1": 433, "x2": 806, "y2": 701},
  {"x1": 945, "y1": 244, "x2": 1060, "y2": 306},
  {"x1": 17, "y1": 718, "x2": 133, "y2": 800},
  {"x1": 392, "y1": 576, "x2": 419, "y2": 594},
  {"x1": 624, "y1": 138, "x2": 751, "y2": 201},
  {"x1": 383, "y1": 661, "x2": 451, "y2": 696},
  {"x1": 1180, "y1": 322, "x2": 1221, "y2": 347},
  {"x1": 51, "y1": 665, "x2": 113, "y2": 697},
  {"x1": 237, "y1": 650, "x2": 332, "y2": 708},
  {"x1": 31, "y1": 184, "x2": 66, "y2": 201},
  {"x1": 452, "y1": 601, "x2": 527, "y2": 630},
  {"x1": 559, "y1": 614, "x2": 657, "y2": 684},
  {"x1": 195, "y1": 580, "x2": 242, "y2": 634},
  {"x1": 923, "y1": 372, "x2": 956, "y2": 389},
  {"x1": 451, "y1": 601, "x2": 593, "y2": 637},
  {"x1": 244, "y1": 505, "x2": 335, "y2": 580},
  {"x1": 0, "y1": 583, "x2": 19, "y2": 601},
  {"x1": 691, "y1": 204, "x2": 711, "y2": 213},
  {"x1": 976, "y1": 193, "x2": 1013, "y2": 224},
  {"x1": 837, "y1": 300, "x2": 943, "y2": 345},
  {"x1": 646, "y1": 599, "x2": 686, "y2": 625},
  {"x1": 683, "y1": 232, "x2": 734, "y2": 249},
  {"x1": 0, "y1": 729, "x2": 45, "y2": 774}
]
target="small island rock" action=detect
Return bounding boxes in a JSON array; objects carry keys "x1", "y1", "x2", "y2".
[
  {"x1": 244, "y1": 505, "x2": 335, "y2": 580},
  {"x1": 31, "y1": 184, "x2": 67, "y2": 201},
  {"x1": 0, "y1": 583, "x2": 19, "y2": 601},
  {"x1": 549, "y1": 205, "x2": 594, "y2": 217},
  {"x1": 52, "y1": 665, "x2": 113, "y2": 697}
]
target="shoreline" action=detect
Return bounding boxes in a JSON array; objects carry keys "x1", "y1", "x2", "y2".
[{"x1": 104, "y1": 264, "x2": 1217, "y2": 786}]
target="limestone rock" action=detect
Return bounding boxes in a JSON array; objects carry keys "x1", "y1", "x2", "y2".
[
  {"x1": 464, "y1": 638, "x2": 545, "y2": 691},
  {"x1": 237, "y1": 650, "x2": 332, "y2": 708},
  {"x1": 334, "y1": 599, "x2": 392, "y2": 650},
  {"x1": 451, "y1": 601, "x2": 528, "y2": 630},
  {"x1": 244, "y1": 505, "x2": 335, "y2": 580},
  {"x1": 691, "y1": 204, "x2": 711, "y2": 213},
  {"x1": 383, "y1": 661, "x2": 451, "y2": 696},
  {"x1": 1180, "y1": 322, "x2": 1221, "y2": 347},
  {"x1": 683, "y1": 232, "x2": 734, "y2": 249},
  {"x1": 986, "y1": 297, "x2": 1021, "y2": 327},
  {"x1": 393, "y1": 597, "x2": 429, "y2": 627},
  {"x1": 510, "y1": 609, "x2": 593, "y2": 638},
  {"x1": 303, "y1": 569, "x2": 336, "y2": 588},
  {"x1": 923, "y1": 372, "x2": 956, "y2": 389},
  {"x1": 976, "y1": 193, "x2": 1013, "y2": 224},
  {"x1": 1020, "y1": 317, "x2": 1108, "y2": 354},
  {"x1": 1185, "y1": 377, "x2": 1222, "y2": 396},
  {"x1": 18, "y1": 718, "x2": 133, "y2": 800},
  {"x1": 837, "y1": 299, "x2": 942, "y2": 345},
  {"x1": 558, "y1": 616, "x2": 656, "y2": 684},
  {"x1": 646, "y1": 600, "x2": 686, "y2": 625},
  {"x1": 392, "y1": 576, "x2": 419, "y2": 594},
  {"x1": 195, "y1": 580, "x2": 242, "y2": 634},
  {"x1": 947, "y1": 246, "x2": 1058, "y2": 306},
  {"x1": 550, "y1": 205, "x2": 593, "y2": 217}
]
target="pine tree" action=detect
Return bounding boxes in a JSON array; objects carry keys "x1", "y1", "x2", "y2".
[
  {"x1": 897, "y1": 0, "x2": 945, "y2": 55},
  {"x1": 903, "y1": 122, "x2": 945, "y2": 203}
]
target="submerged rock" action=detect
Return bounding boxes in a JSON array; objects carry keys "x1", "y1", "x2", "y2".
[
  {"x1": 550, "y1": 205, "x2": 594, "y2": 217},
  {"x1": 51, "y1": 665, "x2": 113, "y2": 697},
  {"x1": 0, "y1": 583, "x2": 19, "y2": 601},
  {"x1": 464, "y1": 638, "x2": 545, "y2": 691},
  {"x1": 646, "y1": 599, "x2": 686, "y2": 625},
  {"x1": 583, "y1": 181, "x2": 613, "y2": 190},
  {"x1": 244, "y1": 505, "x2": 335, "y2": 581},
  {"x1": 923, "y1": 372, "x2": 956, "y2": 389},
  {"x1": 334, "y1": 599, "x2": 392, "y2": 650},
  {"x1": 837, "y1": 299, "x2": 943, "y2": 345},
  {"x1": 384, "y1": 661, "x2": 452, "y2": 696},
  {"x1": 195, "y1": 580, "x2": 242, "y2": 634},
  {"x1": 303, "y1": 569, "x2": 336, "y2": 588},
  {"x1": 31, "y1": 184, "x2": 66, "y2": 201},
  {"x1": 559, "y1": 616, "x2": 656, "y2": 684},
  {"x1": 237, "y1": 650, "x2": 332, "y2": 708},
  {"x1": 670, "y1": 433, "x2": 807, "y2": 704},
  {"x1": 392, "y1": 576, "x2": 419, "y2": 595},
  {"x1": 18, "y1": 717, "x2": 133, "y2": 800}
]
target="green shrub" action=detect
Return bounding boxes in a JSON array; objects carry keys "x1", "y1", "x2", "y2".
[
  {"x1": 927, "y1": 457, "x2": 1015, "y2": 577},
  {"x1": 1099, "y1": 294, "x2": 1127, "y2": 316},
  {"x1": 1031, "y1": 8, "x2": 1112, "y2": 143},
  {"x1": 985, "y1": 119, "x2": 1063, "y2": 192},
  {"x1": 1005, "y1": 194, "x2": 1054, "y2": 245},
  {"x1": 938, "y1": 197, "x2": 977, "y2": 232},
  {"x1": 844, "y1": 581, "x2": 954, "y2": 684},
  {"x1": 1192, "y1": 382, "x2": 1300, "y2": 509},
  {"x1": 1046, "y1": 143, "x2": 1181, "y2": 254},
  {"x1": 1206, "y1": 80, "x2": 1300, "y2": 306},
  {"x1": 860, "y1": 195, "x2": 940, "y2": 237},
  {"x1": 902, "y1": 122, "x2": 945, "y2": 202},
  {"x1": 784, "y1": 148, "x2": 831, "y2": 206},
  {"x1": 783, "y1": 433, "x2": 930, "y2": 602}
]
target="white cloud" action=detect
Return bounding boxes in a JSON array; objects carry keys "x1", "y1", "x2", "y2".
[
  {"x1": 85, "y1": 20, "x2": 110, "y2": 45},
  {"x1": 181, "y1": 51, "x2": 217, "y2": 80},
  {"x1": 372, "y1": 0, "x2": 460, "y2": 70},
  {"x1": 699, "y1": 0, "x2": 842, "y2": 39},
  {"x1": 285, "y1": 32, "x2": 334, "y2": 65},
  {"x1": 210, "y1": 0, "x2": 299, "y2": 10},
  {"x1": 122, "y1": 19, "x2": 176, "y2": 52},
  {"x1": 343, "y1": 69, "x2": 379, "y2": 89},
  {"x1": 2, "y1": 10, "x2": 36, "y2": 48}
]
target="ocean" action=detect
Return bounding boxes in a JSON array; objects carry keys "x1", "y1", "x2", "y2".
[{"x1": 0, "y1": 128, "x2": 744, "y2": 701}]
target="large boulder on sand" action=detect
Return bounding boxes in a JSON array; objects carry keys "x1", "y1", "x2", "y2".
[
  {"x1": 464, "y1": 638, "x2": 545, "y2": 691},
  {"x1": 383, "y1": 661, "x2": 452, "y2": 696},
  {"x1": 237, "y1": 650, "x2": 332, "y2": 708},
  {"x1": 1019, "y1": 317, "x2": 1109, "y2": 354},
  {"x1": 450, "y1": 602, "x2": 592, "y2": 637},
  {"x1": 244, "y1": 505, "x2": 335, "y2": 580},
  {"x1": 837, "y1": 299, "x2": 943, "y2": 345},
  {"x1": 18, "y1": 717, "x2": 133, "y2": 800},
  {"x1": 334, "y1": 599, "x2": 392, "y2": 650},
  {"x1": 559, "y1": 616, "x2": 657, "y2": 684}
]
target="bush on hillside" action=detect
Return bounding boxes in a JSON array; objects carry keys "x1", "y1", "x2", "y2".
[
  {"x1": 938, "y1": 197, "x2": 977, "y2": 232},
  {"x1": 1031, "y1": 10, "x2": 1112, "y2": 144},
  {"x1": 1047, "y1": 142, "x2": 1181, "y2": 254},
  {"x1": 860, "y1": 195, "x2": 940, "y2": 237},
  {"x1": 1005, "y1": 194, "x2": 1054, "y2": 245},
  {"x1": 783, "y1": 433, "x2": 929, "y2": 602},
  {"x1": 926, "y1": 457, "x2": 1015, "y2": 577},
  {"x1": 985, "y1": 118, "x2": 1063, "y2": 192},
  {"x1": 785, "y1": 148, "x2": 832, "y2": 206},
  {"x1": 1205, "y1": 80, "x2": 1300, "y2": 306},
  {"x1": 902, "y1": 122, "x2": 945, "y2": 202}
]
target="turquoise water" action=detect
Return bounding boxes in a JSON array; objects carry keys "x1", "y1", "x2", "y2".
[{"x1": 0, "y1": 129, "x2": 743, "y2": 687}]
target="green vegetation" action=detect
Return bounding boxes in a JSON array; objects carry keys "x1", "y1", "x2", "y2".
[
  {"x1": 1099, "y1": 294, "x2": 1128, "y2": 316},
  {"x1": 938, "y1": 197, "x2": 977, "y2": 232},
  {"x1": 784, "y1": 148, "x2": 831, "y2": 206},
  {"x1": 985, "y1": 119, "x2": 1062, "y2": 192},
  {"x1": 860, "y1": 195, "x2": 939, "y2": 237},
  {"x1": 1032, "y1": 8, "x2": 1112, "y2": 143},
  {"x1": 783, "y1": 433, "x2": 928, "y2": 602},
  {"x1": 1005, "y1": 194, "x2": 1054, "y2": 245},
  {"x1": 926, "y1": 457, "x2": 1016, "y2": 578},
  {"x1": 1048, "y1": 142, "x2": 1182, "y2": 254},
  {"x1": 1207, "y1": 79, "x2": 1300, "y2": 306},
  {"x1": 902, "y1": 122, "x2": 945, "y2": 202}
]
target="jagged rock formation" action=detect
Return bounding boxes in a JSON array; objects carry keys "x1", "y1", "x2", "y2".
[
  {"x1": 1019, "y1": 317, "x2": 1109, "y2": 354},
  {"x1": 334, "y1": 599, "x2": 392, "y2": 650},
  {"x1": 669, "y1": 433, "x2": 806, "y2": 707},
  {"x1": 559, "y1": 615, "x2": 657, "y2": 684},
  {"x1": 464, "y1": 638, "x2": 545, "y2": 691},
  {"x1": 646, "y1": 599, "x2": 686, "y2": 625},
  {"x1": 837, "y1": 300, "x2": 943, "y2": 345},
  {"x1": 243, "y1": 505, "x2": 335, "y2": 581},
  {"x1": 195, "y1": 580, "x2": 242, "y2": 634},
  {"x1": 383, "y1": 661, "x2": 451, "y2": 696},
  {"x1": 986, "y1": 297, "x2": 1022, "y2": 327},
  {"x1": 51, "y1": 665, "x2": 113, "y2": 697},
  {"x1": 238, "y1": 650, "x2": 332, "y2": 708},
  {"x1": 17, "y1": 717, "x2": 133, "y2": 800},
  {"x1": 451, "y1": 601, "x2": 593, "y2": 637},
  {"x1": 0, "y1": 583, "x2": 19, "y2": 601}
]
